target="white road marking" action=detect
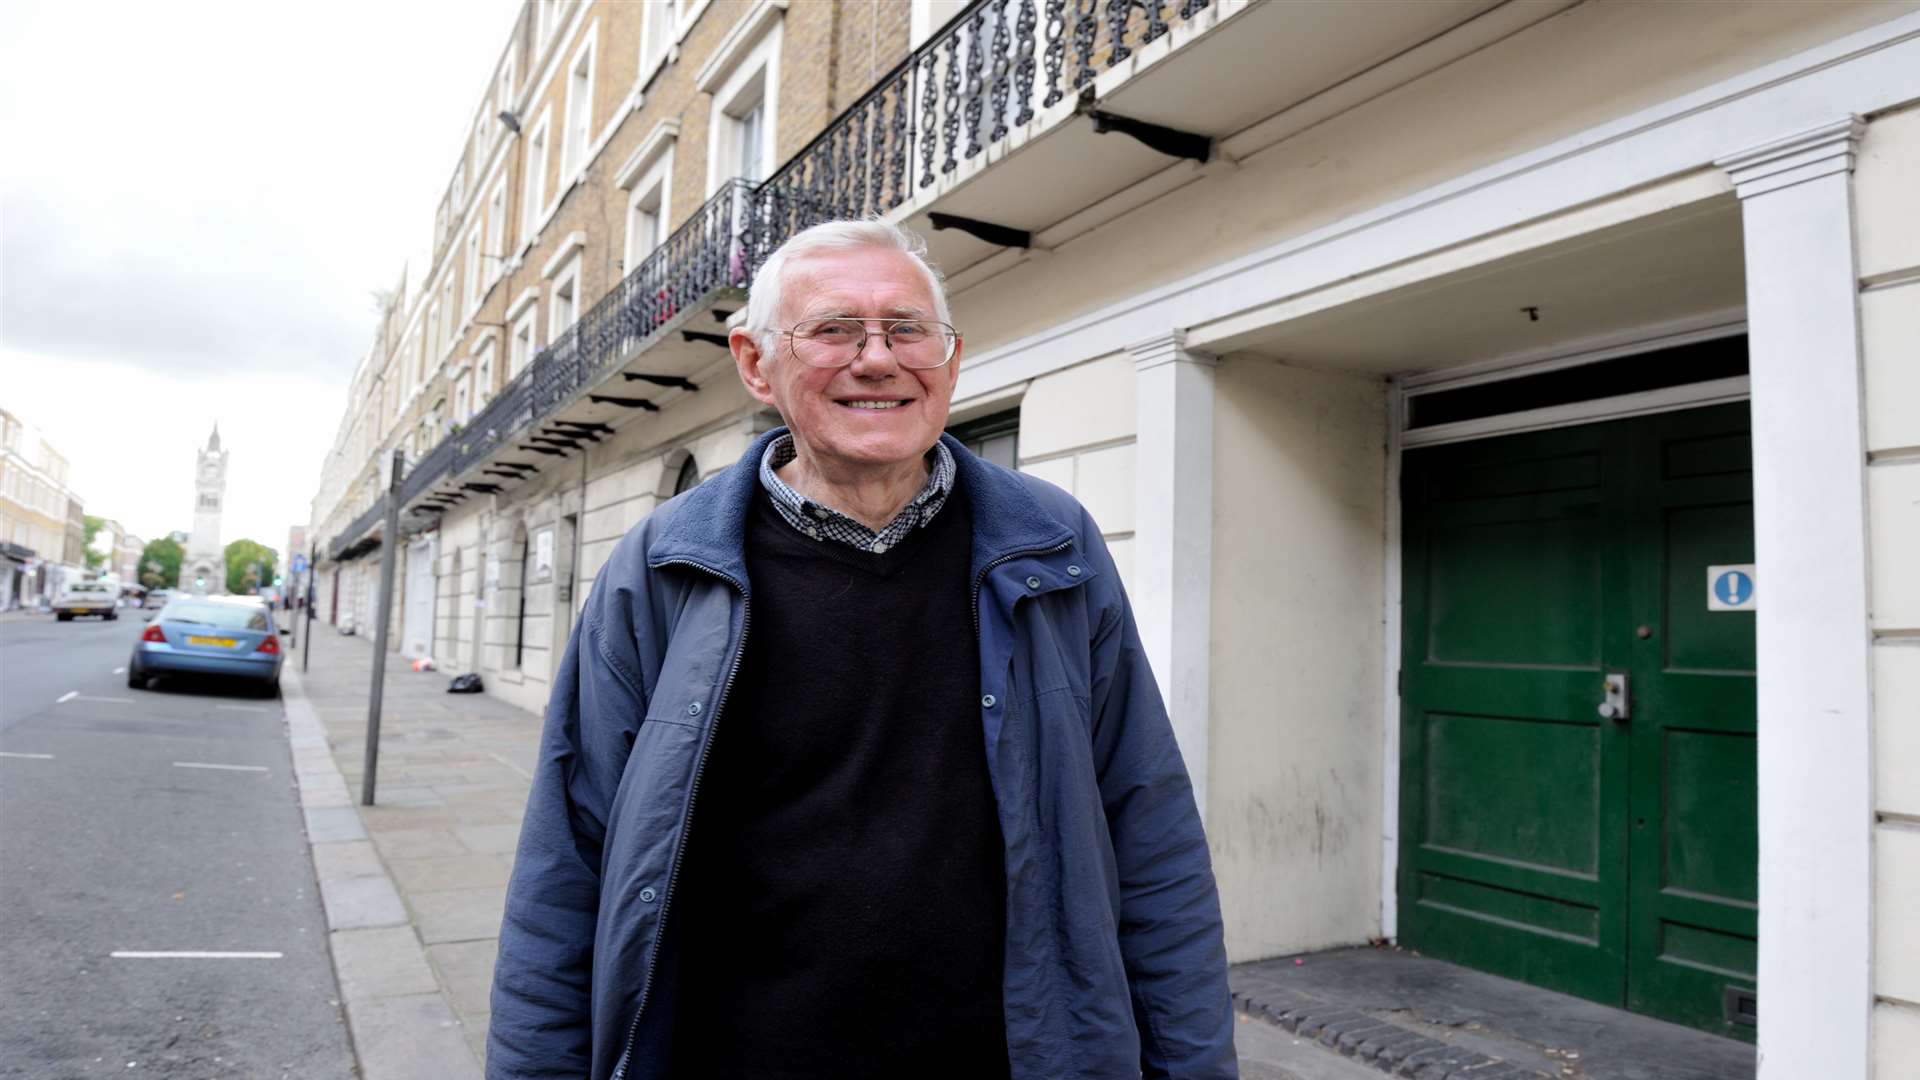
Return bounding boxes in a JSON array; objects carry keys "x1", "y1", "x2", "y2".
[
  {"x1": 0, "y1": 752, "x2": 55, "y2": 760},
  {"x1": 215, "y1": 705, "x2": 267, "y2": 713},
  {"x1": 113, "y1": 666, "x2": 126, "y2": 674},
  {"x1": 110, "y1": 951, "x2": 284, "y2": 960},
  {"x1": 56, "y1": 691, "x2": 77, "y2": 703},
  {"x1": 172, "y1": 762, "x2": 269, "y2": 773},
  {"x1": 73, "y1": 695, "x2": 132, "y2": 704}
]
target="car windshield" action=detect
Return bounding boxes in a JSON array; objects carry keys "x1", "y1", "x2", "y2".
[{"x1": 161, "y1": 601, "x2": 269, "y2": 632}]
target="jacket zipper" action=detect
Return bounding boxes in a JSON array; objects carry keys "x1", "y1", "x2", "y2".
[
  {"x1": 971, "y1": 540, "x2": 1074, "y2": 638},
  {"x1": 610, "y1": 559, "x2": 750, "y2": 1080}
]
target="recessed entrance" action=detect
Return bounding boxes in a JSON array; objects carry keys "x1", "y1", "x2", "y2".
[{"x1": 1397, "y1": 397, "x2": 1756, "y2": 1040}]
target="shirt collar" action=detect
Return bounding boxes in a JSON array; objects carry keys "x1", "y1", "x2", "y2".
[{"x1": 757, "y1": 434, "x2": 956, "y2": 552}]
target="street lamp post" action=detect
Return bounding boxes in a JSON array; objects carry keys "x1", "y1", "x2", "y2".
[{"x1": 362, "y1": 449, "x2": 404, "y2": 806}]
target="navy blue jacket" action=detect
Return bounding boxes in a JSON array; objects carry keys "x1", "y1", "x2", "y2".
[{"x1": 488, "y1": 429, "x2": 1236, "y2": 1079}]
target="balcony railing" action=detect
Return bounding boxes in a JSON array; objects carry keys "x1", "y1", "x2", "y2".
[
  {"x1": 329, "y1": 181, "x2": 752, "y2": 559},
  {"x1": 750, "y1": 0, "x2": 1209, "y2": 236},
  {"x1": 328, "y1": 0, "x2": 1215, "y2": 560}
]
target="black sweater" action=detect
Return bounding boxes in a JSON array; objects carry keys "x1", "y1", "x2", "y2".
[{"x1": 667, "y1": 491, "x2": 1009, "y2": 1079}]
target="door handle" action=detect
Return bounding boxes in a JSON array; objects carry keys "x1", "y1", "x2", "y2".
[{"x1": 1598, "y1": 673, "x2": 1629, "y2": 721}]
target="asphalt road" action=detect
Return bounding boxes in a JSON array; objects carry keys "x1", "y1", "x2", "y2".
[{"x1": 0, "y1": 612, "x2": 354, "y2": 1079}]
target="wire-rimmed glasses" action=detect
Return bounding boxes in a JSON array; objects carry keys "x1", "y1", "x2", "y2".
[{"x1": 779, "y1": 317, "x2": 961, "y2": 369}]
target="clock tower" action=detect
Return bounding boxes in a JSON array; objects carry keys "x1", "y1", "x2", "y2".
[{"x1": 184, "y1": 425, "x2": 228, "y2": 594}]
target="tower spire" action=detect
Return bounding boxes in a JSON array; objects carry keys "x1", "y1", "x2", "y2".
[{"x1": 208, "y1": 423, "x2": 221, "y2": 452}]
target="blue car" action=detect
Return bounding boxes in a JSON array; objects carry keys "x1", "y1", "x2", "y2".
[{"x1": 130, "y1": 595, "x2": 284, "y2": 696}]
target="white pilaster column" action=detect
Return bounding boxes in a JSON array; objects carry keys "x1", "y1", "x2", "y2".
[
  {"x1": 1717, "y1": 117, "x2": 1873, "y2": 1080},
  {"x1": 1129, "y1": 331, "x2": 1217, "y2": 824}
]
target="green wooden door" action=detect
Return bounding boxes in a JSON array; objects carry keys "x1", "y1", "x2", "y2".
[{"x1": 1399, "y1": 403, "x2": 1756, "y2": 1039}]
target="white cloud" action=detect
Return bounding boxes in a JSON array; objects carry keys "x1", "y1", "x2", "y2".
[{"x1": 0, "y1": 0, "x2": 523, "y2": 568}]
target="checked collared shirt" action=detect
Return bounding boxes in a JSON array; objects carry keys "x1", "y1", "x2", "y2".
[{"x1": 757, "y1": 433, "x2": 956, "y2": 554}]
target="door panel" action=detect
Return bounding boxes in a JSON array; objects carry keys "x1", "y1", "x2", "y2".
[
  {"x1": 1401, "y1": 403, "x2": 1756, "y2": 1041},
  {"x1": 1400, "y1": 423, "x2": 1629, "y2": 1007},
  {"x1": 1624, "y1": 406, "x2": 1756, "y2": 1036}
]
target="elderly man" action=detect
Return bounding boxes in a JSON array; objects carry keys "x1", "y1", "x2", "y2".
[{"x1": 489, "y1": 220, "x2": 1234, "y2": 1080}]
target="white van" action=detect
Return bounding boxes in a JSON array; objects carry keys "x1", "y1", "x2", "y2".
[{"x1": 54, "y1": 581, "x2": 118, "y2": 621}]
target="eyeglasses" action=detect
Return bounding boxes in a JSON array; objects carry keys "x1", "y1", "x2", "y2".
[{"x1": 779, "y1": 317, "x2": 960, "y2": 369}]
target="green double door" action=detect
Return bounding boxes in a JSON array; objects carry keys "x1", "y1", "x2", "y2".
[{"x1": 1398, "y1": 403, "x2": 1756, "y2": 1039}]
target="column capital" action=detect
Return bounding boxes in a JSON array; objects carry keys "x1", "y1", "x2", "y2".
[
  {"x1": 1716, "y1": 116, "x2": 1864, "y2": 200},
  {"x1": 1128, "y1": 329, "x2": 1218, "y2": 373}
]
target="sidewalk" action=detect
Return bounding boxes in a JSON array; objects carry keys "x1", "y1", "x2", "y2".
[
  {"x1": 283, "y1": 619, "x2": 1373, "y2": 1080},
  {"x1": 284, "y1": 623, "x2": 538, "y2": 1079}
]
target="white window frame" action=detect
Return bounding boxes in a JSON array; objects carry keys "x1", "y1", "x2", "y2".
[
  {"x1": 547, "y1": 253, "x2": 582, "y2": 345},
  {"x1": 494, "y1": 51, "x2": 516, "y2": 148},
  {"x1": 909, "y1": 0, "x2": 971, "y2": 48},
  {"x1": 639, "y1": 0, "x2": 678, "y2": 86},
  {"x1": 615, "y1": 121, "x2": 678, "y2": 270},
  {"x1": 698, "y1": 4, "x2": 782, "y2": 194},
  {"x1": 465, "y1": 230, "x2": 484, "y2": 316},
  {"x1": 439, "y1": 276, "x2": 458, "y2": 358},
  {"x1": 510, "y1": 306, "x2": 539, "y2": 379},
  {"x1": 522, "y1": 109, "x2": 552, "y2": 242},
  {"x1": 453, "y1": 373, "x2": 472, "y2": 424},
  {"x1": 561, "y1": 27, "x2": 598, "y2": 182},
  {"x1": 487, "y1": 179, "x2": 510, "y2": 265},
  {"x1": 475, "y1": 341, "x2": 497, "y2": 411}
]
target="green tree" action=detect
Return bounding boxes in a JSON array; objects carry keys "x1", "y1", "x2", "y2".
[
  {"x1": 138, "y1": 537, "x2": 182, "y2": 589},
  {"x1": 82, "y1": 515, "x2": 107, "y2": 571},
  {"x1": 224, "y1": 539, "x2": 277, "y2": 595}
]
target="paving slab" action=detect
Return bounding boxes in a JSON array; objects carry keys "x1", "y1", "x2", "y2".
[
  {"x1": 332, "y1": 927, "x2": 443, "y2": 999},
  {"x1": 1231, "y1": 946, "x2": 1756, "y2": 1080},
  {"x1": 342, "y1": 991, "x2": 484, "y2": 1080}
]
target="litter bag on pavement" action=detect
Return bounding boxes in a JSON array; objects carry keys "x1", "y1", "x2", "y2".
[{"x1": 448, "y1": 673, "x2": 484, "y2": 694}]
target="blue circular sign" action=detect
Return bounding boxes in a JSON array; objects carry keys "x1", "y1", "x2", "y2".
[{"x1": 1714, "y1": 569, "x2": 1753, "y2": 607}]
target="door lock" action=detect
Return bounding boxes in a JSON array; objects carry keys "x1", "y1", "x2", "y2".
[{"x1": 1598, "y1": 673, "x2": 1630, "y2": 721}]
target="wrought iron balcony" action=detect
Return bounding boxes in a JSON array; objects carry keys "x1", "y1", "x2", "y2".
[
  {"x1": 328, "y1": 181, "x2": 753, "y2": 559},
  {"x1": 747, "y1": 0, "x2": 1211, "y2": 245}
]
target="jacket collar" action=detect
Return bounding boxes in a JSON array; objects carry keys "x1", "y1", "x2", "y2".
[{"x1": 648, "y1": 427, "x2": 1077, "y2": 587}]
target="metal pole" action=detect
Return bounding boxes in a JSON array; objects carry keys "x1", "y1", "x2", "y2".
[
  {"x1": 302, "y1": 541, "x2": 316, "y2": 673},
  {"x1": 362, "y1": 450, "x2": 404, "y2": 807}
]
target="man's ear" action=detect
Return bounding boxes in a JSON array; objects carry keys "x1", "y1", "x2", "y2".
[{"x1": 731, "y1": 328, "x2": 778, "y2": 408}]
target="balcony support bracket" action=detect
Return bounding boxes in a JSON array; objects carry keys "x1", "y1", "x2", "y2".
[
  {"x1": 927, "y1": 213, "x2": 1031, "y2": 249},
  {"x1": 1086, "y1": 108, "x2": 1210, "y2": 164},
  {"x1": 588, "y1": 394, "x2": 661, "y2": 411},
  {"x1": 519, "y1": 444, "x2": 569, "y2": 457},
  {"x1": 681, "y1": 330, "x2": 730, "y2": 348},
  {"x1": 624, "y1": 373, "x2": 700, "y2": 392},
  {"x1": 462, "y1": 483, "x2": 504, "y2": 495}
]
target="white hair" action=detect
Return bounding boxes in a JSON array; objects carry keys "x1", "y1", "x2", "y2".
[{"x1": 733, "y1": 219, "x2": 951, "y2": 348}]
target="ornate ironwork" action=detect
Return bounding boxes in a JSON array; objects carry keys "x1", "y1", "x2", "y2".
[
  {"x1": 1106, "y1": 0, "x2": 1132, "y2": 65},
  {"x1": 989, "y1": 0, "x2": 1014, "y2": 143},
  {"x1": 1016, "y1": 0, "x2": 1039, "y2": 124},
  {"x1": 1142, "y1": 0, "x2": 1167, "y2": 43},
  {"x1": 940, "y1": 32, "x2": 963, "y2": 174},
  {"x1": 918, "y1": 52, "x2": 939, "y2": 187},
  {"x1": 963, "y1": 8, "x2": 988, "y2": 160},
  {"x1": 1072, "y1": 0, "x2": 1098, "y2": 90}
]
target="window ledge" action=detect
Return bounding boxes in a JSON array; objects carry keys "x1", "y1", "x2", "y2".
[{"x1": 695, "y1": 0, "x2": 786, "y2": 93}]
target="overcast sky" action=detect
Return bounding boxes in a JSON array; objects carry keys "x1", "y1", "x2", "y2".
[{"x1": 0, "y1": 0, "x2": 522, "y2": 571}]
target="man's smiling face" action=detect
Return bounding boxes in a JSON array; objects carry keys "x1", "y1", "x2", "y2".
[{"x1": 734, "y1": 245, "x2": 962, "y2": 476}]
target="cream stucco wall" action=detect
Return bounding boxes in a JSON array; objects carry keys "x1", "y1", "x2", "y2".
[
  {"x1": 1005, "y1": 353, "x2": 1139, "y2": 588},
  {"x1": 1857, "y1": 102, "x2": 1920, "y2": 1075},
  {"x1": 946, "y1": 0, "x2": 1915, "y2": 362},
  {"x1": 1205, "y1": 356, "x2": 1386, "y2": 962}
]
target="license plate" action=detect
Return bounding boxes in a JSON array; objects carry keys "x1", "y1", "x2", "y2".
[{"x1": 187, "y1": 635, "x2": 238, "y2": 648}]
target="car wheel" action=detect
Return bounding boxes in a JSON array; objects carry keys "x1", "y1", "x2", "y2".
[
  {"x1": 106, "y1": 611, "x2": 118, "y2": 621},
  {"x1": 128, "y1": 666, "x2": 147, "y2": 690},
  {"x1": 57, "y1": 612, "x2": 71, "y2": 622},
  {"x1": 260, "y1": 678, "x2": 281, "y2": 699}
]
